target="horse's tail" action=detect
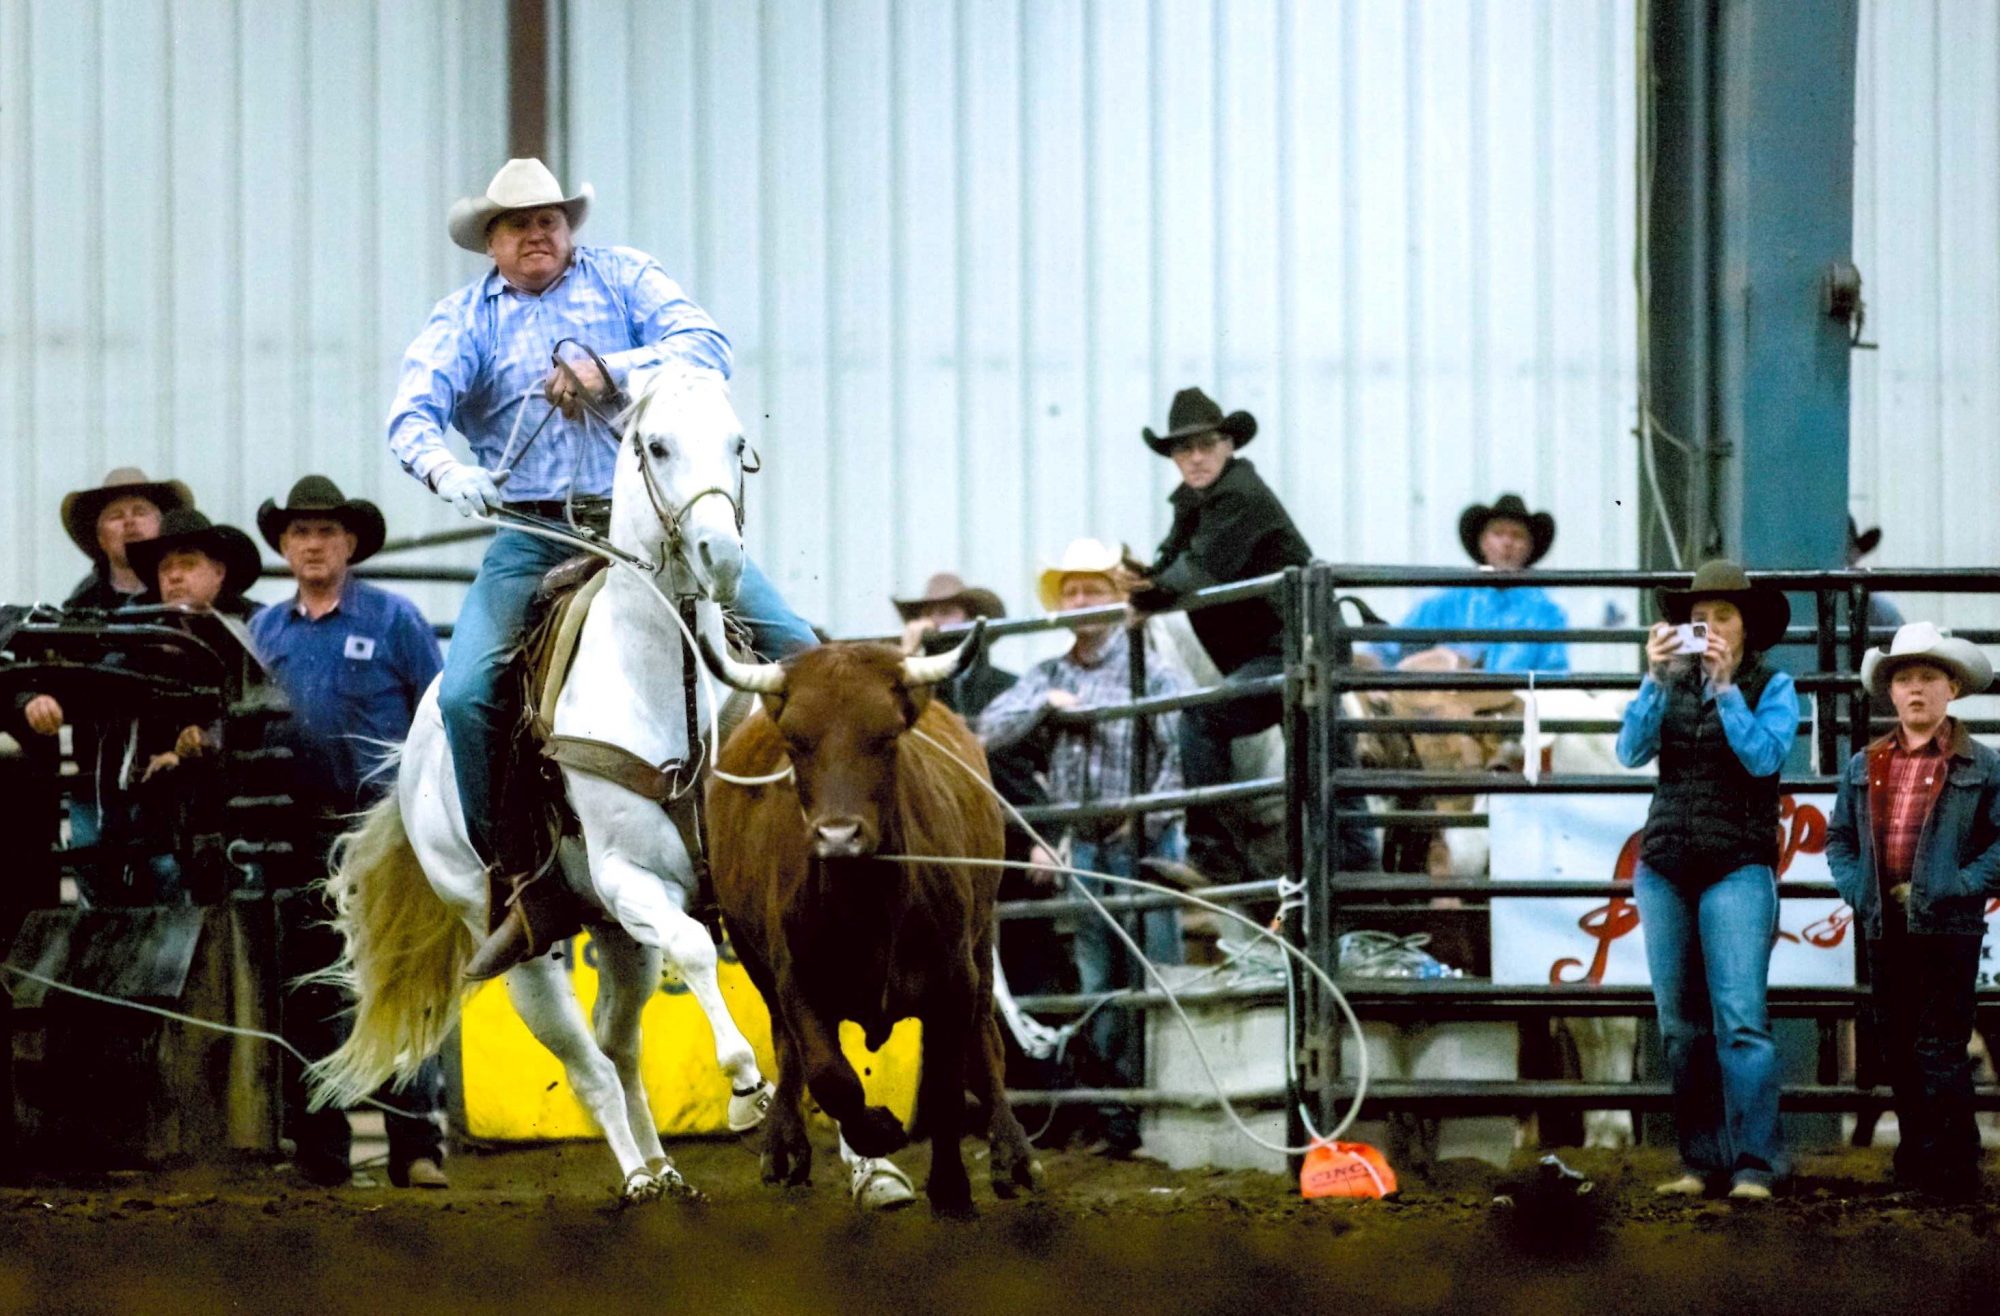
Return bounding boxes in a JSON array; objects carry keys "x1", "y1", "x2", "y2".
[{"x1": 304, "y1": 788, "x2": 471, "y2": 1111}]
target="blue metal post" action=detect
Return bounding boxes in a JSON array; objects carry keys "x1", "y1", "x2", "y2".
[
  {"x1": 1640, "y1": 0, "x2": 1859, "y2": 573},
  {"x1": 1713, "y1": 0, "x2": 1858, "y2": 572}
]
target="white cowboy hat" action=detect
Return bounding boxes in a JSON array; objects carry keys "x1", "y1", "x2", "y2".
[
  {"x1": 1860, "y1": 620, "x2": 1994, "y2": 700},
  {"x1": 447, "y1": 158, "x2": 594, "y2": 254},
  {"x1": 1037, "y1": 538, "x2": 1127, "y2": 612}
]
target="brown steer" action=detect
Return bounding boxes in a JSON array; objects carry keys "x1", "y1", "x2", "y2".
[{"x1": 699, "y1": 623, "x2": 1042, "y2": 1216}]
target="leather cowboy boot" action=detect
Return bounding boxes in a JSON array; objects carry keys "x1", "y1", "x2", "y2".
[{"x1": 463, "y1": 770, "x2": 578, "y2": 982}]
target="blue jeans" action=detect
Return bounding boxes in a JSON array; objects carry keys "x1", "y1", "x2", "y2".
[
  {"x1": 1633, "y1": 862, "x2": 1784, "y2": 1187},
  {"x1": 440, "y1": 528, "x2": 816, "y2": 862},
  {"x1": 1072, "y1": 832, "x2": 1186, "y2": 1141}
]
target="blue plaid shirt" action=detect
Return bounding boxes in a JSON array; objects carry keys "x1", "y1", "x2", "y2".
[{"x1": 386, "y1": 245, "x2": 732, "y2": 503}]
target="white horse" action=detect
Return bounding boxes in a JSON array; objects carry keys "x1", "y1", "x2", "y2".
[{"x1": 308, "y1": 364, "x2": 772, "y2": 1202}]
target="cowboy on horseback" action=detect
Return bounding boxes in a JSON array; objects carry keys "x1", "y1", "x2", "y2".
[{"x1": 387, "y1": 158, "x2": 817, "y2": 980}]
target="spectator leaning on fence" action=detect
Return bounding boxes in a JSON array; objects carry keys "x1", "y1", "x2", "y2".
[
  {"x1": 10, "y1": 467, "x2": 192, "y2": 905},
  {"x1": 1114, "y1": 387, "x2": 1313, "y2": 889},
  {"x1": 1375, "y1": 493, "x2": 1569, "y2": 672},
  {"x1": 387, "y1": 157, "x2": 818, "y2": 980},
  {"x1": 248, "y1": 475, "x2": 449, "y2": 1191},
  {"x1": 893, "y1": 571, "x2": 1016, "y2": 720},
  {"x1": 1616, "y1": 559, "x2": 1800, "y2": 1202},
  {"x1": 979, "y1": 537, "x2": 1194, "y2": 1159},
  {"x1": 1824, "y1": 622, "x2": 2000, "y2": 1204}
]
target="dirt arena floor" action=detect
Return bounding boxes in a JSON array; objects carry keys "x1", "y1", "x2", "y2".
[{"x1": 3, "y1": 1135, "x2": 1999, "y2": 1315}]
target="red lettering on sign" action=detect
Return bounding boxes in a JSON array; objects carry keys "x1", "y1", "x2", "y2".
[
  {"x1": 1777, "y1": 797, "x2": 1827, "y2": 877},
  {"x1": 1551, "y1": 830, "x2": 1643, "y2": 984}
]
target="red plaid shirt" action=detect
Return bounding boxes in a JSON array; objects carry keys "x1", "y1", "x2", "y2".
[{"x1": 1873, "y1": 720, "x2": 1954, "y2": 900}]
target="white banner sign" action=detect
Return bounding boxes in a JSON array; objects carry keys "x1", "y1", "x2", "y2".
[{"x1": 1490, "y1": 793, "x2": 1862, "y2": 987}]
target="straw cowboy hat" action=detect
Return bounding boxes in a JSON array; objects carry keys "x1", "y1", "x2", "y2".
[
  {"x1": 447, "y1": 158, "x2": 594, "y2": 255},
  {"x1": 1655, "y1": 559, "x2": 1792, "y2": 653},
  {"x1": 60, "y1": 467, "x2": 195, "y2": 561},
  {"x1": 1037, "y1": 538, "x2": 1129, "y2": 612},
  {"x1": 127, "y1": 508, "x2": 262, "y2": 600},
  {"x1": 1860, "y1": 621, "x2": 1994, "y2": 701},
  {"x1": 256, "y1": 475, "x2": 388, "y2": 566},
  {"x1": 1459, "y1": 493, "x2": 1557, "y2": 567},
  {"x1": 892, "y1": 572, "x2": 1007, "y2": 624},
  {"x1": 1142, "y1": 387, "x2": 1258, "y2": 456}
]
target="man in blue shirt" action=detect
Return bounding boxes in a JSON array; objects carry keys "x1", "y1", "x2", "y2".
[
  {"x1": 387, "y1": 158, "x2": 816, "y2": 977},
  {"x1": 250, "y1": 475, "x2": 449, "y2": 1189},
  {"x1": 1378, "y1": 493, "x2": 1569, "y2": 672}
]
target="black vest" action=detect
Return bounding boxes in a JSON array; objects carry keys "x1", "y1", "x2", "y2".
[{"x1": 1639, "y1": 658, "x2": 1783, "y2": 882}]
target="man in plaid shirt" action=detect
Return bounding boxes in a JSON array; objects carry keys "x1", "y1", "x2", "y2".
[
  {"x1": 978, "y1": 538, "x2": 1192, "y2": 1156},
  {"x1": 1827, "y1": 621, "x2": 2000, "y2": 1202},
  {"x1": 388, "y1": 159, "x2": 816, "y2": 979}
]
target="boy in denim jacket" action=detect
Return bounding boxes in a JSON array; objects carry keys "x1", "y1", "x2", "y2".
[{"x1": 1826, "y1": 622, "x2": 2000, "y2": 1202}]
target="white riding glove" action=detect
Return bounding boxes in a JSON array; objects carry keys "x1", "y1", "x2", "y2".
[{"x1": 431, "y1": 460, "x2": 505, "y2": 518}]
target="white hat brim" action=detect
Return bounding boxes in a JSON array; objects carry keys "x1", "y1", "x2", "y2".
[
  {"x1": 1861, "y1": 638, "x2": 1994, "y2": 701},
  {"x1": 447, "y1": 183, "x2": 594, "y2": 254}
]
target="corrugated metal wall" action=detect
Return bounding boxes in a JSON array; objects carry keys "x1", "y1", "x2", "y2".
[
  {"x1": 4, "y1": 0, "x2": 1992, "y2": 643},
  {"x1": 561, "y1": 0, "x2": 1640, "y2": 638},
  {"x1": 1852, "y1": 0, "x2": 2000, "y2": 632},
  {"x1": 0, "y1": 0, "x2": 507, "y2": 620}
]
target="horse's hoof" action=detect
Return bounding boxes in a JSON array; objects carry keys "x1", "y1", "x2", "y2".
[
  {"x1": 849, "y1": 1157, "x2": 916, "y2": 1212},
  {"x1": 728, "y1": 1079, "x2": 776, "y2": 1133},
  {"x1": 621, "y1": 1170, "x2": 664, "y2": 1204},
  {"x1": 647, "y1": 1158, "x2": 706, "y2": 1203}
]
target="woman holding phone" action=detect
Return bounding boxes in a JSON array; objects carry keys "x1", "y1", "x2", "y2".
[{"x1": 1616, "y1": 559, "x2": 1801, "y2": 1200}]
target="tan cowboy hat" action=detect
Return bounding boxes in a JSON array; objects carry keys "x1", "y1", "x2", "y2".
[
  {"x1": 447, "y1": 158, "x2": 594, "y2": 254},
  {"x1": 59, "y1": 467, "x2": 195, "y2": 561},
  {"x1": 892, "y1": 572, "x2": 1007, "y2": 624},
  {"x1": 256, "y1": 475, "x2": 388, "y2": 566},
  {"x1": 1655, "y1": 559, "x2": 1792, "y2": 653},
  {"x1": 1860, "y1": 621, "x2": 1994, "y2": 700},
  {"x1": 1037, "y1": 538, "x2": 1128, "y2": 612},
  {"x1": 127, "y1": 508, "x2": 263, "y2": 601}
]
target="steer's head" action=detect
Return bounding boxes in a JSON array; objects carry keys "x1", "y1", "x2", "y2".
[{"x1": 699, "y1": 622, "x2": 986, "y2": 859}]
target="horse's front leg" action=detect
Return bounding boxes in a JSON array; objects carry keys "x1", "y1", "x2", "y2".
[
  {"x1": 577, "y1": 804, "x2": 765, "y2": 1104},
  {"x1": 587, "y1": 923, "x2": 671, "y2": 1173}
]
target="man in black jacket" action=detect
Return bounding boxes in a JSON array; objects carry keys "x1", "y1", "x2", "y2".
[{"x1": 1116, "y1": 387, "x2": 1314, "y2": 887}]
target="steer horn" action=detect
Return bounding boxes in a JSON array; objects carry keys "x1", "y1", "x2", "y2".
[
  {"x1": 900, "y1": 617, "x2": 987, "y2": 688},
  {"x1": 695, "y1": 629, "x2": 788, "y2": 695}
]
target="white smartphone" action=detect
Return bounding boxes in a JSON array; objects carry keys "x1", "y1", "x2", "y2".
[{"x1": 1674, "y1": 621, "x2": 1709, "y2": 654}]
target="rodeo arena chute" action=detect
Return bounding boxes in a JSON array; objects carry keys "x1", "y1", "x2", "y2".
[{"x1": 7, "y1": 548, "x2": 1998, "y2": 1201}]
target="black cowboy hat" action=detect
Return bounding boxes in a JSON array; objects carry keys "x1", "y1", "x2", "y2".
[
  {"x1": 1848, "y1": 516, "x2": 1882, "y2": 560},
  {"x1": 256, "y1": 475, "x2": 387, "y2": 565},
  {"x1": 127, "y1": 508, "x2": 263, "y2": 600},
  {"x1": 1142, "y1": 387, "x2": 1258, "y2": 457},
  {"x1": 1656, "y1": 559, "x2": 1792, "y2": 653},
  {"x1": 892, "y1": 572, "x2": 1007, "y2": 624},
  {"x1": 59, "y1": 466, "x2": 196, "y2": 561},
  {"x1": 1459, "y1": 494, "x2": 1556, "y2": 567}
]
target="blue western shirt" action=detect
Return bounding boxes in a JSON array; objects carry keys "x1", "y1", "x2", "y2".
[
  {"x1": 1615, "y1": 667, "x2": 1799, "y2": 779},
  {"x1": 385, "y1": 245, "x2": 733, "y2": 503},
  {"x1": 249, "y1": 578, "x2": 443, "y2": 811},
  {"x1": 1376, "y1": 584, "x2": 1571, "y2": 672}
]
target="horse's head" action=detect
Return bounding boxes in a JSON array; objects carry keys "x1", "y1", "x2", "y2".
[{"x1": 614, "y1": 365, "x2": 753, "y2": 603}]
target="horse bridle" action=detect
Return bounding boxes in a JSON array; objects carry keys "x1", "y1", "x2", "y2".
[{"x1": 545, "y1": 341, "x2": 760, "y2": 571}]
